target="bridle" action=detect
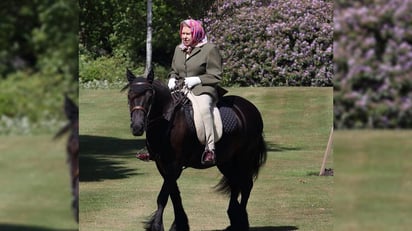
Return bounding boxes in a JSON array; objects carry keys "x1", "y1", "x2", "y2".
[
  {"x1": 129, "y1": 81, "x2": 155, "y2": 118},
  {"x1": 131, "y1": 105, "x2": 148, "y2": 115}
]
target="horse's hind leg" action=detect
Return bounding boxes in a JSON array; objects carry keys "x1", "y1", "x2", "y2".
[
  {"x1": 227, "y1": 177, "x2": 252, "y2": 231},
  {"x1": 219, "y1": 164, "x2": 251, "y2": 231},
  {"x1": 239, "y1": 176, "x2": 253, "y2": 229},
  {"x1": 226, "y1": 187, "x2": 241, "y2": 231}
]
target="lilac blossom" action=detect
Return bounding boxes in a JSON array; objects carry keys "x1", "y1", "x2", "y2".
[
  {"x1": 203, "y1": 0, "x2": 333, "y2": 87},
  {"x1": 334, "y1": 0, "x2": 412, "y2": 128}
]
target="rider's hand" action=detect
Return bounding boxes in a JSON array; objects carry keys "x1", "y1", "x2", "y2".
[
  {"x1": 184, "y1": 77, "x2": 201, "y2": 89},
  {"x1": 168, "y1": 78, "x2": 176, "y2": 90}
]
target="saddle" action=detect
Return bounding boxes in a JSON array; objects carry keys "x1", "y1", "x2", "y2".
[
  {"x1": 172, "y1": 90, "x2": 240, "y2": 144},
  {"x1": 186, "y1": 91, "x2": 223, "y2": 144}
]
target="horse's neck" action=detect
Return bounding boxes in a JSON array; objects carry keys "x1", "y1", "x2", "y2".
[{"x1": 148, "y1": 81, "x2": 173, "y2": 121}]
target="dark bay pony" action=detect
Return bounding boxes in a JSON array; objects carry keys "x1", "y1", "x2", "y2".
[
  {"x1": 55, "y1": 95, "x2": 79, "y2": 223},
  {"x1": 124, "y1": 69, "x2": 266, "y2": 231}
]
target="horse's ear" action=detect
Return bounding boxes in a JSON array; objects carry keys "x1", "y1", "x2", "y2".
[
  {"x1": 146, "y1": 66, "x2": 154, "y2": 83},
  {"x1": 64, "y1": 95, "x2": 78, "y2": 122},
  {"x1": 126, "y1": 68, "x2": 136, "y2": 83}
]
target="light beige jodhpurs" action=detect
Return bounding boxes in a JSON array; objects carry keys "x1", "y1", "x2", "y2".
[{"x1": 188, "y1": 92, "x2": 216, "y2": 151}]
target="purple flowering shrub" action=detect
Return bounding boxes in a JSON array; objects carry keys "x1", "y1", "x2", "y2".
[
  {"x1": 334, "y1": 0, "x2": 412, "y2": 128},
  {"x1": 203, "y1": 0, "x2": 333, "y2": 87}
]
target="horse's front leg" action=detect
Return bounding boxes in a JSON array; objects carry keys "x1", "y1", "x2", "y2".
[
  {"x1": 145, "y1": 182, "x2": 169, "y2": 231},
  {"x1": 160, "y1": 162, "x2": 189, "y2": 231},
  {"x1": 168, "y1": 179, "x2": 189, "y2": 231}
]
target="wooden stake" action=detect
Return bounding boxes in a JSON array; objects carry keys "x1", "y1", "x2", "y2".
[{"x1": 319, "y1": 127, "x2": 333, "y2": 176}]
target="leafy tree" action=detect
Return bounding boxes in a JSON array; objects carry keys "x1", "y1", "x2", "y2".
[
  {"x1": 0, "y1": 1, "x2": 39, "y2": 76},
  {"x1": 1, "y1": 0, "x2": 78, "y2": 78},
  {"x1": 79, "y1": 0, "x2": 214, "y2": 66},
  {"x1": 0, "y1": 0, "x2": 78, "y2": 134}
]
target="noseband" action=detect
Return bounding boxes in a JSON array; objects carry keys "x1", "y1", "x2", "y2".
[{"x1": 131, "y1": 105, "x2": 147, "y2": 115}]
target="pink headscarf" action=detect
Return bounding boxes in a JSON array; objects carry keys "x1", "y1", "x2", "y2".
[{"x1": 179, "y1": 19, "x2": 207, "y2": 49}]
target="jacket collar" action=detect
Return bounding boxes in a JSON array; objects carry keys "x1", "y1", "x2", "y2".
[
  {"x1": 179, "y1": 41, "x2": 207, "y2": 60},
  {"x1": 186, "y1": 46, "x2": 202, "y2": 60}
]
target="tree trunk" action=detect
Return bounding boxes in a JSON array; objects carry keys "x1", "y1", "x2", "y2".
[{"x1": 145, "y1": 0, "x2": 153, "y2": 76}]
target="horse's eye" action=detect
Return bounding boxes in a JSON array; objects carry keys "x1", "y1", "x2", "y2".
[{"x1": 128, "y1": 94, "x2": 135, "y2": 99}]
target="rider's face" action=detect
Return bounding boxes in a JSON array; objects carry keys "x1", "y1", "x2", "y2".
[{"x1": 181, "y1": 26, "x2": 192, "y2": 46}]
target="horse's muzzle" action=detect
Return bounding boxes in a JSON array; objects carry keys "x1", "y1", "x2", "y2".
[{"x1": 131, "y1": 123, "x2": 144, "y2": 136}]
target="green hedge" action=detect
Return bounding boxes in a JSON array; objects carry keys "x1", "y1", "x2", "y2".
[
  {"x1": 79, "y1": 50, "x2": 170, "y2": 88},
  {"x1": 0, "y1": 71, "x2": 77, "y2": 135}
]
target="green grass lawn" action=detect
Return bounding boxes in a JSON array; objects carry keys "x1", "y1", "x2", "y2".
[
  {"x1": 334, "y1": 130, "x2": 412, "y2": 231},
  {"x1": 79, "y1": 87, "x2": 333, "y2": 231},
  {"x1": 0, "y1": 135, "x2": 78, "y2": 231}
]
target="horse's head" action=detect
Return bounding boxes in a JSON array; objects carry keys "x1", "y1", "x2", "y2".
[
  {"x1": 53, "y1": 95, "x2": 79, "y2": 222},
  {"x1": 124, "y1": 68, "x2": 155, "y2": 136}
]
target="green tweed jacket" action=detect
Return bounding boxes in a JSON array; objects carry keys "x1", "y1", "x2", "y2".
[{"x1": 168, "y1": 43, "x2": 222, "y2": 100}]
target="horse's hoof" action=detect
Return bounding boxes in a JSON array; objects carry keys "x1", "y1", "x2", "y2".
[
  {"x1": 169, "y1": 222, "x2": 190, "y2": 231},
  {"x1": 144, "y1": 222, "x2": 164, "y2": 231}
]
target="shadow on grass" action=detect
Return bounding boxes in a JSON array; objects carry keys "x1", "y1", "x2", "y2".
[
  {"x1": 266, "y1": 142, "x2": 301, "y2": 153},
  {"x1": 0, "y1": 224, "x2": 77, "y2": 231},
  {"x1": 250, "y1": 226, "x2": 298, "y2": 231},
  {"x1": 209, "y1": 226, "x2": 298, "y2": 231},
  {"x1": 80, "y1": 135, "x2": 145, "y2": 156},
  {"x1": 80, "y1": 135, "x2": 145, "y2": 182},
  {"x1": 307, "y1": 168, "x2": 334, "y2": 176}
]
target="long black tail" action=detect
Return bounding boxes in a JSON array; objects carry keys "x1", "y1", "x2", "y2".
[
  {"x1": 215, "y1": 131, "x2": 267, "y2": 195},
  {"x1": 215, "y1": 96, "x2": 267, "y2": 194},
  {"x1": 234, "y1": 95, "x2": 267, "y2": 179},
  {"x1": 251, "y1": 132, "x2": 267, "y2": 180}
]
